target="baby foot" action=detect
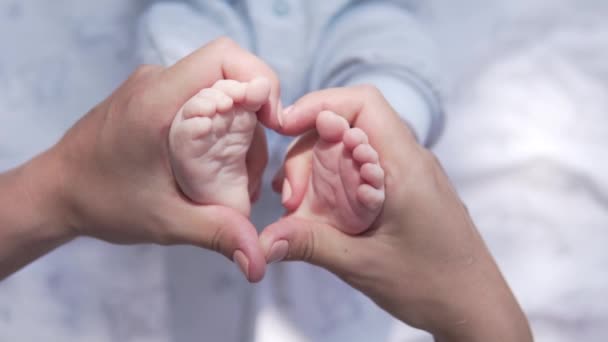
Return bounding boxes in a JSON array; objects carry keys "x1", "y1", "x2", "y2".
[
  {"x1": 169, "y1": 77, "x2": 270, "y2": 216},
  {"x1": 294, "y1": 111, "x2": 385, "y2": 235}
]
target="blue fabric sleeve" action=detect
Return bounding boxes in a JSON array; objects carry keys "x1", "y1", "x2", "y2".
[
  {"x1": 138, "y1": 2, "x2": 252, "y2": 66},
  {"x1": 310, "y1": 0, "x2": 444, "y2": 146}
]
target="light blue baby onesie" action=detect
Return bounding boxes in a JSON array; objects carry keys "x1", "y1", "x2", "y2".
[{"x1": 140, "y1": 0, "x2": 444, "y2": 146}]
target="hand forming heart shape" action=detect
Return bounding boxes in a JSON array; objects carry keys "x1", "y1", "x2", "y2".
[{"x1": 1, "y1": 37, "x2": 530, "y2": 340}]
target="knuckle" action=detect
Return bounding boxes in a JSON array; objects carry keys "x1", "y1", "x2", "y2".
[
  {"x1": 133, "y1": 64, "x2": 162, "y2": 78},
  {"x1": 210, "y1": 36, "x2": 238, "y2": 52},
  {"x1": 297, "y1": 227, "x2": 316, "y2": 263},
  {"x1": 355, "y1": 84, "x2": 383, "y2": 100},
  {"x1": 209, "y1": 222, "x2": 226, "y2": 254},
  {"x1": 122, "y1": 66, "x2": 163, "y2": 107}
]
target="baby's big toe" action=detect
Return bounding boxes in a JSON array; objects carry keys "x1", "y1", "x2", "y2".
[
  {"x1": 316, "y1": 110, "x2": 349, "y2": 143},
  {"x1": 352, "y1": 144, "x2": 379, "y2": 164}
]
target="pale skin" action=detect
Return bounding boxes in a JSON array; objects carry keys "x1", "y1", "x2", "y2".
[
  {"x1": 262, "y1": 86, "x2": 534, "y2": 342},
  {"x1": 287, "y1": 110, "x2": 386, "y2": 235},
  {"x1": 0, "y1": 37, "x2": 283, "y2": 283},
  {"x1": 170, "y1": 76, "x2": 532, "y2": 341},
  {"x1": 169, "y1": 77, "x2": 272, "y2": 217},
  {"x1": 0, "y1": 37, "x2": 531, "y2": 341},
  {"x1": 170, "y1": 81, "x2": 386, "y2": 235}
]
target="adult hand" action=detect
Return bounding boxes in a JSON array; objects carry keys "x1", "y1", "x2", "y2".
[
  {"x1": 0, "y1": 37, "x2": 279, "y2": 283},
  {"x1": 260, "y1": 86, "x2": 532, "y2": 341}
]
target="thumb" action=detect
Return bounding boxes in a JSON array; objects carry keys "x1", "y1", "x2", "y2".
[
  {"x1": 168, "y1": 203, "x2": 267, "y2": 283},
  {"x1": 246, "y1": 123, "x2": 268, "y2": 201},
  {"x1": 259, "y1": 215, "x2": 358, "y2": 276},
  {"x1": 277, "y1": 131, "x2": 317, "y2": 211}
]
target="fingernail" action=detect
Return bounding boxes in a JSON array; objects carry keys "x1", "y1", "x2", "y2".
[
  {"x1": 267, "y1": 240, "x2": 289, "y2": 264},
  {"x1": 281, "y1": 179, "x2": 292, "y2": 204},
  {"x1": 232, "y1": 250, "x2": 249, "y2": 279},
  {"x1": 277, "y1": 101, "x2": 285, "y2": 128}
]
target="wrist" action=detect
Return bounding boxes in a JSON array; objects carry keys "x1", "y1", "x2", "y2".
[
  {"x1": 373, "y1": 202, "x2": 531, "y2": 341},
  {"x1": 0, "y1": 146, "x2": 76, "y2": 279},
  {"x1": 19, "y1": 145, "x2": 79, "y2": 242},
  {"x1": 425, "y1": 234, "x2": 533, "y2": 342}
]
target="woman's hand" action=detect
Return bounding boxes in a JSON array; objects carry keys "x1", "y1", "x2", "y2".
[
  {"x1": 0, "y1": 37, "x2": 280, "y2": 283},
  {"x1": 261, "y1": 86, "x2": 533, "y2": 341}
]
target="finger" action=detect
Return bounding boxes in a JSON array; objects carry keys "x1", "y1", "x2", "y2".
[
  {"x1": 271, "y1": 130, "x2": 315, "y2": 194},
  {"x1": 246, "y1": 123, "x2": 268, "y2": 198},
  {"x1": 280, "y1": 131, "x2": 317, "y2": 211},
  {"x1": 242, "y1": 77, "x2": 271, "y2": 112},
  {"x1": 160, "y1": 37, "x2": 281, "y2": 128},
  {"x1": 271, "y1": 166, "x2": 284, "y2": 194},
  {"x1": 167, "y1": 203, "x2": 266, "y2": 283},
  {"x1": 278, "y1": 86, "x2": 418, "y2": 164},
  {"x1": 259, "y1": 216, "x2": 359, "y2": 276},
  {"x1": 277, "y1": 86, "x2": 367, "y2": 136}
]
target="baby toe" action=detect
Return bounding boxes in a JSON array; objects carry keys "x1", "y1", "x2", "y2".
[
  {"x1": 360, "y1": 163, "x2": 385, "y2": 189},
  {"x1": 356, "y1": 184, "x2": 385, "y2": 211},
  {"x1": 316, "y1": 110, "x2": 349, "y2": 143},
  {"x1": 352, "y1": 144, "x2": 379, "y2": 164},
  {"x1": 343, "y1": 127, "x2": 369, "y2": 151},
  {"x1": 213, "y1": 79, "x2": 246, "y2": 103}
]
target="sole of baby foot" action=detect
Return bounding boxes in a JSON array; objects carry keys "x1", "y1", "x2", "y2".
[
  {"x1": 169, "y1": 78, "x2": 270, "y2": 217},
  {"x1": 296, "y1": 110, "x2": 385, "y2": 235}
]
